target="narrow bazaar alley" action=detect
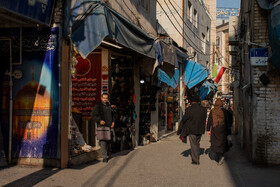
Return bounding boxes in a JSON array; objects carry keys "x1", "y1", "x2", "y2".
[{"x1": 1, "y1": 133, "x2": 280, "y2": 187}]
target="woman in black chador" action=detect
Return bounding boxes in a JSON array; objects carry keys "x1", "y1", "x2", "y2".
[{"x1": 207, "y1": 98, "x2": 230, "y2": 165}]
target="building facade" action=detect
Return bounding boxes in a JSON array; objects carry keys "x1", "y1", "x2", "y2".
[
  {"x1": 157, "y1": 0, "x2": 211, "y2": 66},
  {"x1": 216, "y1": 22, "x2": 230, "y2": 95},
  {"x1": 235, "y1": 0, "x2": 280, "y2": 164}
]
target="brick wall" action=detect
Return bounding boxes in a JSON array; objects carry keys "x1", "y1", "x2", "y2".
[{"x1": 251, "y1": 0, "x2": 280, "y2": 165}]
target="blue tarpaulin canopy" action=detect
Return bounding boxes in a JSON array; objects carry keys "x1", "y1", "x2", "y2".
[
  {"x1": 184, "y1": 60, "x2": 208, "y2": 89},
  {"x1": 199, "y1": 81, "x2": 217, "y2": 100},
  {"x1": 65, "y1": 0, "x2": 155, "y2": 59},
  {"x1": 158, "y1": 68, "x2": 179, "y2": 89}
]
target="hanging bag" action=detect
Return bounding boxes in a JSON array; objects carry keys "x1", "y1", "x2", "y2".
[{"x1": 96, "y1": 126, "x2": 111, "y2": 140}]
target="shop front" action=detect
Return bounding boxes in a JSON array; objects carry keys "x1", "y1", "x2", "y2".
[
  {"x1": 68, "y1": 47, "x2": 138, "y2": 162},
  {"x1": 154, "y1": 43, "x2": 188, "y2": 139},
  {"x1": 65, "y1": 0, "x2": 157, "y2": 162}
]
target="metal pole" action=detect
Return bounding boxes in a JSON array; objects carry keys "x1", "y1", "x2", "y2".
[{"x1": 9, "y1": 39, "x2": 13, "y2": 164}]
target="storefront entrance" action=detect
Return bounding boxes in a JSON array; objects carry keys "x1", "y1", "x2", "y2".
[{"x1": 110, "y1": 52, "x2": 135, "y2": 152}]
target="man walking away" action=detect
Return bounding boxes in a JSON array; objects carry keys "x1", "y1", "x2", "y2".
[
  {"x1": 180, "y1": 95, "x2": 207, "y2": 165},
  {"x1": 91, "y1": 93, "x2": 115, "y2": 163}
]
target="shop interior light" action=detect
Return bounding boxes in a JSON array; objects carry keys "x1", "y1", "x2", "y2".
[
  {"x1": 140, "y1": 80, "x2": 145, "y2": 84},
  {"x1": 101, "y1": 41, "x2": 123, "y2": 49}
]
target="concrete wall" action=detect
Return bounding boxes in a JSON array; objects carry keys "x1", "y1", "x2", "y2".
[
  {"x1": 156, "y1": 0, "x2": 184, "y2": 47},
  {"x1": 107, "y1": 0, "x2": 157, "y2": 37}
]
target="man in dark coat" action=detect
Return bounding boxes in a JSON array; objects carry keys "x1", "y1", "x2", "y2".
[
  {"x1": 92, "y1": 93, "x2": 115, "y2": 163},
  {"x1": 178, "y1": 96, "x2": 207, "y2": 165}
]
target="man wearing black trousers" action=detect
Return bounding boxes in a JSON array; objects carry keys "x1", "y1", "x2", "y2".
[
  {"x1": 91, "y1": 93, "x2": 115, "y2": 163},
  {"x1": 179, "y1": 96, "x2": 207, "y2": 165}
]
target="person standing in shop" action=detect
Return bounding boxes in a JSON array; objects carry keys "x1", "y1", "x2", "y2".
[
  {"x1": 179, "y1": 95, "x2": 207, "y2": 165},
  {"x1": 91, "y1": 93, "x2": 115, "y2": 163}
]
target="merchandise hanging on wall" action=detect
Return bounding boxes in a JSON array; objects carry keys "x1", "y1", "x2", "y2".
[
  {"x1": 110, "y1": 55, "x2": 135, "y2": 152},
  {"x1": 72, "y1": 53, "x2": 102, "y2": 118}
]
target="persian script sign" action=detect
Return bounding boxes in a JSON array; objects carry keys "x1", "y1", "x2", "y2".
[
  {"x1": 216, "y1": 8, "x2": 240, "y2": 19},
  {"x1": 250, "y1": 48, "x2": 268, "y2": 66}
]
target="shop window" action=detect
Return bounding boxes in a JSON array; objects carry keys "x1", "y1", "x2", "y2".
[
  {"x1": 158, "y1": 86, "x2": 179, "y2": 138},
  {"x1": 139, "y1": 73, "x2": 152, "y2": 145}
]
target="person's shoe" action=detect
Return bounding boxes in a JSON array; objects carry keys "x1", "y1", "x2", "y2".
[
  {"x1": 191, "y1": 161, "x2": 200, "y2": 165},
  {"x1": 218, "y1": 156, "x2": 224, "y2": 165},
  {"x1": 102, "y1": 158, "x2": 108, "y2": 163}
]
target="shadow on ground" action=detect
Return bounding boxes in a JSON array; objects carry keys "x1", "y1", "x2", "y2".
[
  {"x1": 181, "y1": 148, "x2": 206, "y2": 157},
  {"x1": 2, "y1": 167, "x2": 60, "y2": 187}
]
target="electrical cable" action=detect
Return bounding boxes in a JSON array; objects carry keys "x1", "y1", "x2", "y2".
[
  {"x1": 170, "y1": 0, "x2": 211, "y2": 30},
  {"x1": 156, "y1": 0, "x2": 212, "y2": 56},
  {"x1": 167, "y1": 0, "x2": 210, "y2": 46}
]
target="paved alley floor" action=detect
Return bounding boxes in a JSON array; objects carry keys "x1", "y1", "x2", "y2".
[{"x1": 1, "y1": 134, "x2": 280, "y2": 187}]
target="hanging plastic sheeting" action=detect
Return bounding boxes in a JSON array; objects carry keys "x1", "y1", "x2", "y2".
[
  {"x1": 184, "y1": 60, "x2": 208, "y2": 89},
  {"x1": 154, "y1": 39, "x2": 179, "y2": 78},
  {"x1": 158, "y1": 68, "x2": 179, "y2": 89},
  {"x1": 269, "y1": 5, "x2": 280, "y2": 70},
  {"x1": 64, "y1": 0, "x2": 155, "y2": 59},
  {"x1": 255, "y1": 0, "x2": 280, "y2": 70},
  {"x1": 199, "y1": 81, "x2": 217, "y2": 101}
]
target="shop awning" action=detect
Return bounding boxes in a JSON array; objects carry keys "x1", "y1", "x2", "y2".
[
  {"x1": 65, "y1": 0, "x2": 155, "y2": 59},
  {"x1": 184, "y1": 60, "x2": 208, "y2": 89},
  {"x1": 158, "y1": 68, "x2": 179, "y2": 89},
  {"x1": 199, "y1": 80, "x2": 217, "y2": 100},
  {"x1": 0, "y1": 0, "x2": 55, "y2": 25}
]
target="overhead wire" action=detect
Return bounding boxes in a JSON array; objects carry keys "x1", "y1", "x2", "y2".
[
  {"x1": 167, "y1": 0, "x2": 210, "y2": 46},
  {"x1": 170, "y1": 0, "x2": 211, "y2": 30},
  {"x1": 156, "y1": 0, "x2": 212, "y2": 56}
]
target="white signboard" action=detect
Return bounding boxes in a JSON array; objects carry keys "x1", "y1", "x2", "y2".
[{"x1": 250, "y1": 48, "x2": 268, "y2": 66}]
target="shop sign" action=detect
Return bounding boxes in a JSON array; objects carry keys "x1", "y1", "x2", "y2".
[
  {"x1": 250, "y1": 48, "x2": 268, "y2": 66},
  {"x1": 0, "y1": 0, "x2": 55, "y2": 25}
]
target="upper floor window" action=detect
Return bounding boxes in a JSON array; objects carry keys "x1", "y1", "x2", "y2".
[
  {"x1": 187, "y1": 1, "x2": 193, "y2": 23},
  {"x1": 202, "y1": 33, "x2": 206, "y2": 53},
  {"x1": 207, "y1": 27, "x2": 210, "y2": 41},
  {"x1": 193, "y1": 9, "x2": 198, "y2": 28},
  {"x1": 216, "y1": 37, "x2": 220, "y2": 49},
  {"x1": 140, "y1": 0, "x2": 149, "y2": 11}
]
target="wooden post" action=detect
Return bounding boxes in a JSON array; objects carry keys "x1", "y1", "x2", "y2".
[{"x1": 61, "y1": 40, "x2": 70, "y2": 168}]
